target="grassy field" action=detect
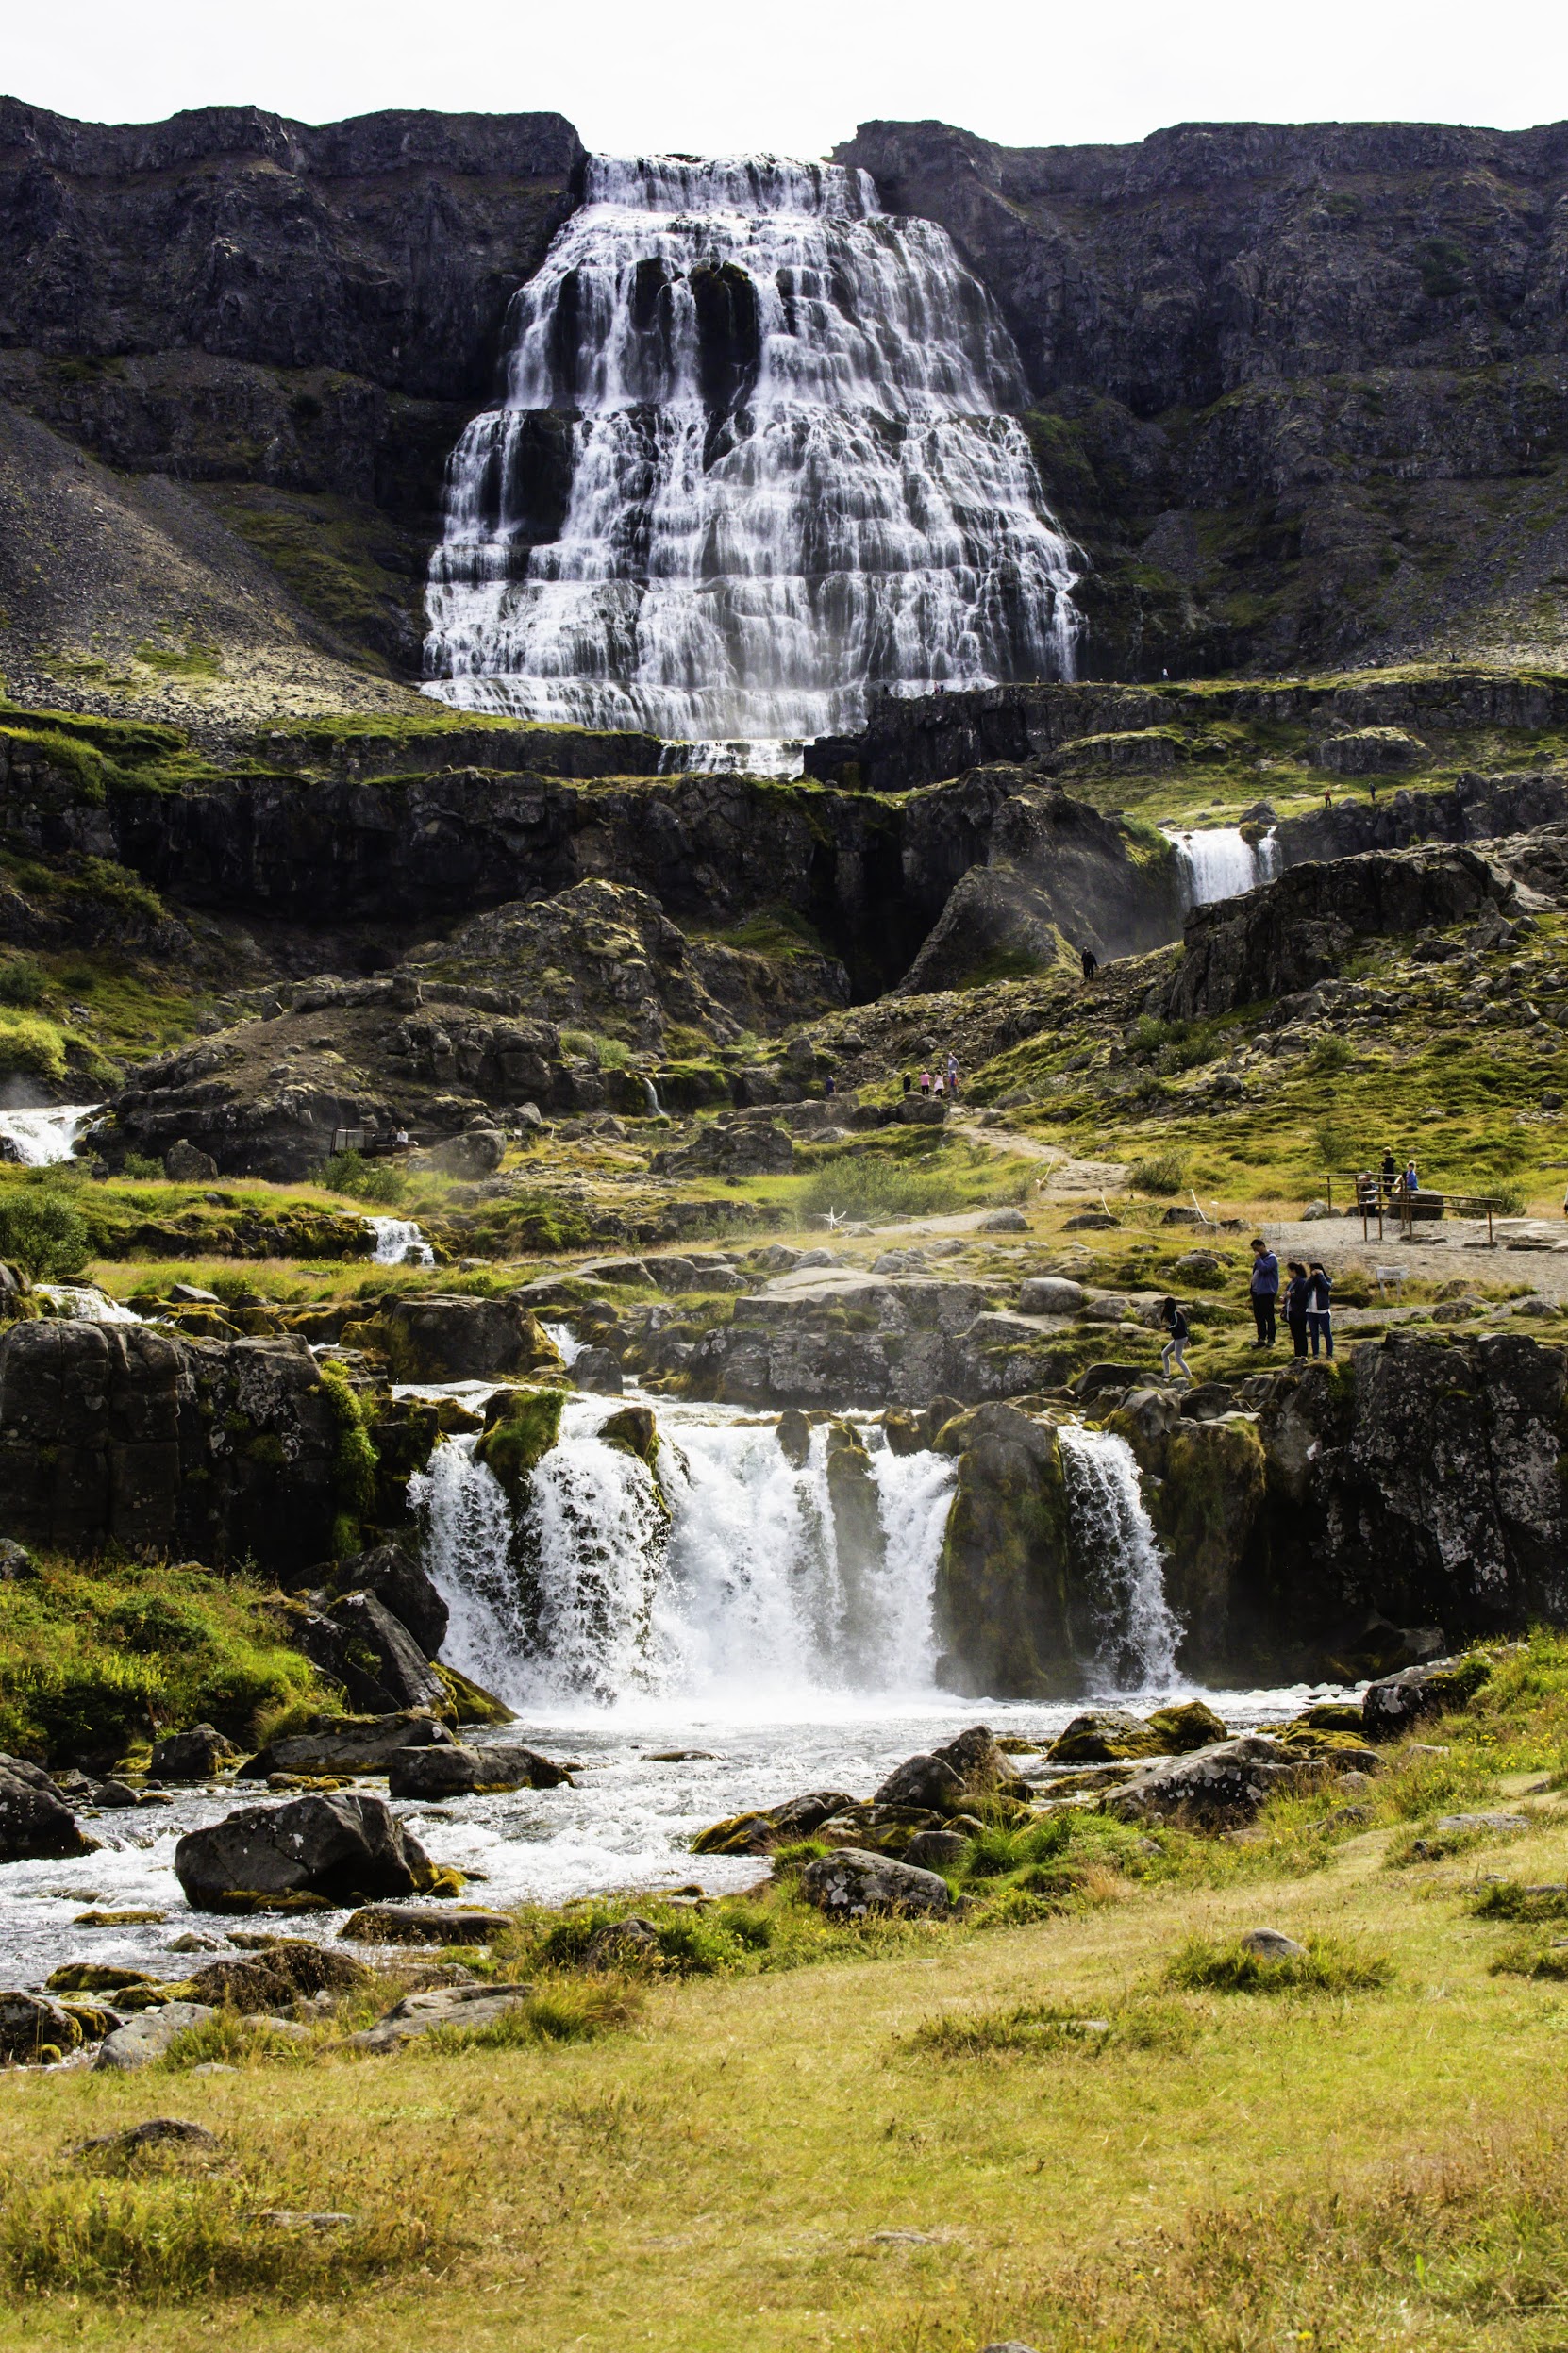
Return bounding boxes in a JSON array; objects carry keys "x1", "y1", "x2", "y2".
[{"x1": 2, "y1": 1645, "x2": 1567, "y2": 2349}]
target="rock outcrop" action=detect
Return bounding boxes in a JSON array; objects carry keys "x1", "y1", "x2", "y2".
[{"x1": 173, "y1": 1790, "x2": 440, "y2": 1911}]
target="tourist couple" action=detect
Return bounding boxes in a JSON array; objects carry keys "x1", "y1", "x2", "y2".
[{"x1": 1250, "y1": 1240, "x2": 1333, "y2": 1358}]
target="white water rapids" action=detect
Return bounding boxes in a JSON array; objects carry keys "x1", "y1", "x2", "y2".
[
  {"x1": 423, "y1": 154, "x2": 1079, "y2": 760},
  {"x1": 411, "y1": 1396, "x2": 959, "y2": 1713},
  {"x1": 0, "y1": 1102, "x2": 99, "y2": 1166}
]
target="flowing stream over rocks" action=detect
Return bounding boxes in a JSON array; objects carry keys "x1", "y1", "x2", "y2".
[
  {"x1": 0, "y1": 1103, "x2": 99, "y2": 1167},
  {"x1": 423, "y1": 155, "x2": 1079, "y2": 763},
  {"x1": 0, "y1": 1383, "x2": 1336, "y2": 1988}
]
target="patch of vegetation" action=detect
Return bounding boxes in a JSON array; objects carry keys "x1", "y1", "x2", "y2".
[
  {"x1": 1128, "y1": 1147, "x2": 1189, "y2": 1196},
  {"x1": 1166, "y1": 1932, "x2": 1395, "y2": 1994},
  {"x1": 321, "y1": 1149, "x2": 408, "y2": 1209},
  {"x1": 908, "y1": 1994, "x2": 1195, "y2": 2060},
  {"x1": 0, "y1": 1184, "x2": 91, "y2": 1278},
  {"x1": 0, "y1": 1558, "x2": 327, "y2": 1763},
  {"x1": 132, "y1": 639, "x2": 224, "y2": 679},
  {"x1": 0, "y1": 1010, "x2": 68, "y2": 1083}
]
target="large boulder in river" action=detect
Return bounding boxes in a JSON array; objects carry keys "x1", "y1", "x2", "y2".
[
  {"x1": 875, "y1": 1725, "x2": 1027, "y2": 1811},
  {"x1": 0, "y1": 1755, "x2": 97, "y2": 1861},
  {"x1": 799, "y1": 1846, "x2": 953, "y2": 1918},
  {"x1": 388, "y1": 1743, "x2": 573, "y2": 1798},
  {"x1": 174, "y1": 1791, "x2": 440, "y2": 1911},
  {"x1": 149, "y1": 1724, "x2": 242, "y2": 1781}
]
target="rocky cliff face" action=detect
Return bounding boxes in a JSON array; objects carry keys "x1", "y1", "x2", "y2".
[
  {"x1": 838, "y1": 119, "x2": 1568, "y2": 677},
  {"x1": 0, "y1": 102, "x2": 581, "y2": 672}
]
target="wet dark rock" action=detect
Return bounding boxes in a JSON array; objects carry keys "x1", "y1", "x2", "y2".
[
  {"x1": 388, "y1": 1743, "x2": 572, "y2": 1798},
  {"x1": 238, "y1": 1711, "x2": 454, "y2": 1780},
  {"x1": 174, "y1": 1791, "x2": 439, "y2": 1911},
  {"x1": 1362, "y1": 1657, "x2": 1489, "y2": 1740},
  {"x1": 0, "y1": 1753, "x2": 98, "y2": 1861},
  {"x1": 0, "y1": 1990, "x2": 85, "y2": 2063},
  {"x1": 325, "y1": 1590, "x2": 446, "y2": 1714},
  {"x1": 798, "y1": 1846, "x2": 953, "y2": 1918},
  {"x1": 358, "y1": 1295, "x2": 565, "y2": 1384},
  {"x1": 329, "y1": 1540, "x2": 448, "y2": 1660},
  {"x1": 150, "y1": 1725, "x2": 243, "y2": 1782}
]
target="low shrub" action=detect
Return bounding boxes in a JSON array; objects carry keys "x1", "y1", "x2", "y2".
[
  {"x1": 1470, "y1": 1879, "x2": 1568, "y2": 1923},
  {"x1": 1490, "y1": 1936, "x2": 1568, "y2": 1981},
  {"x1": 424, "y1": 1980, "x2": 639, "y2": 2052},
  {"x1": 1166, "y1": 1932, "x2": 1394, "y2": 1994},
  {"x1": 0, "y1": 955, "x2": 46, "y2": 1010},
  {"x1": 321, "y1": 1149, "x2": 407, "y2": 1208},
  {"x1": 0, "y1": 1011, "x2": 67, "y2": 1084},
  {"x1": 1128, "y1": 1148, "x2": 1188, "y2": 1197},
  {"x1": 909, "y1": 1995, "x2": 1193, "y2": 2060}
]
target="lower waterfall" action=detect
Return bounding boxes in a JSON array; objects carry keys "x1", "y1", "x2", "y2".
[
  {"x1": 412, "y1": 1398, "x2": 957, "y2": 1714},
  {"x1": 1057, "y1": 1423, "x2": 1182, "y2": 1689}
]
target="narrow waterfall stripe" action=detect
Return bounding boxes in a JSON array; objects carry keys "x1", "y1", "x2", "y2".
[
  {"x1": 1056, "y1": 1423, "x2": 1182, "y2": 1690},
  {"x1": 423, "y1": 154, "x2": 1079, "y2": 754}
]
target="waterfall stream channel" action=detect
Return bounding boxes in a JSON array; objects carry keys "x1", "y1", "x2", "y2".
[{"x1": 0, "y1": 1363, "x2": 1350, "y2": 1985}]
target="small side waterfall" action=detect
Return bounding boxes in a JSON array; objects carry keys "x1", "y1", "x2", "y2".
[
  {"x1": 423, "y1": 153, "x2": 1079, "y2": 763},
  {"x1": 367, "y1": 1217, "x2": 434, "y2": 1268},
  {"x1": 1167, "y1": 827, "x2": 1281, "y2": 908},
  {"x1": 0, "y1": 1104, "x2": 99, "y2": 1167},
  {"x1": 35, "y1": 1283, "x2": 140, "y2": 1326},
  {"x1": 1056, "y1": 1423, "x2": 1182, "y2": 1689},
  {"x1": 411, "y1": 1399, "x2": 956, "y2": 1712}
]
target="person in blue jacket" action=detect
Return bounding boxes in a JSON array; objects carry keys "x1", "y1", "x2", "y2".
[{"x1": 1249, "y1": 1237, "x2": 1279, "y2": 1346}]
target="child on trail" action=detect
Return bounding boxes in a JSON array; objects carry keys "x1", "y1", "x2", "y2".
[
  {"x1": 1306, "y1": 1260, "x2": 1334, "y2": 1357},
  {"x1": 1249, "y1": 1238, "x2": 1279, "y2": 1346},
  {"x1": 1160, "y1": 1296, "x2": 1193, "y2": 1386}
]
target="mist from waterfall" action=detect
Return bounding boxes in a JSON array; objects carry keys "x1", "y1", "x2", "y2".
[
  {"x1": 412, "y1": 1398, "x2": 956, "y2": 1717},
  {"x1": 423, "y1": 154, "x2": 1079, "y2": 761}
]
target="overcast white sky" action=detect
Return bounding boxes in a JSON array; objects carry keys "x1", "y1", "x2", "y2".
[{"x1": 6, "y1": 0, "x2": 1564, "y2": 155}]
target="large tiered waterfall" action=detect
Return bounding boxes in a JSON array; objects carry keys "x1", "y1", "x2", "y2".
[
  {"x1": 1167, "y1": 826, "x2": 1282, "y2": 907},
  {"x1": 412, "y1": 1399, "x2": 958, "y2": 1713},
  {"x1": 423, "y1": 156, "x2": 1080, "y2": 765}
]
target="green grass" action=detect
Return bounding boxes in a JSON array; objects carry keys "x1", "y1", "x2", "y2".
[
  {"x1": 0, "y1": 1557, "x2": 330, "y2": 1763},
  {"x1": 1165, "y1": 1931, "x2": 1396, "y2": 1994}
]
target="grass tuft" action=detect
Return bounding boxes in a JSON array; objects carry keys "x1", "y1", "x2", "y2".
[{"x1": 1166, "y1": 1931, "x2": 1395, "y2": 1994}]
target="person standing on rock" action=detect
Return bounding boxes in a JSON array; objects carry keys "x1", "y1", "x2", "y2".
[
  {"x1": 1159, "y1": 1296, "x2": 1193, "y2": 1386},
  {"x1": 920, "y1": 1069, "x2": 932, "y2": 1096},
  {"x1": 1249, "y1": 1237, "x2": 1279, "y2": 1347},
  {"x1": 1283, "y1": 1260, "x2": 1311, "y2": 1359},
  {"x1": 1306, "y1": 1260, "x2": 1334, "y2": 1357},
  {"x1": 1081, "y1": 944, "x2": 1098, "y2": 980},
  {"x1": 902, "y1": 1072, "x2": 913, "y2": 1097}
]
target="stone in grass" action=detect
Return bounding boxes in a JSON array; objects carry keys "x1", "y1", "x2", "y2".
[
  {"x1": 979, "y1": 1208, "x2": 1030, "y2": 1233},
  {"x1": 349, "y1": 1982, "x2": 537, "y2": 2053},
  {"x1": 1239, "y1": 1928, "x2": 1307, "y2": 1961},
  {"x1": 977, "y1": 2344, "x2": 1044, "y2": 2353},
  {"x1": 0, "y1": 1991, "x2": 85, "y2": 2064},
  {"x1": 798, "y1": 1847, "x2": 952, "y2": 1920},
  {"x1": 94, "y1": 2003, "x2": 218, "y2": 2071},
  {"x1": 71, "y1": 2119, "x2": 224, "y2": 2166},
  {"x1": 340, "y1": 1903, "x2": 514, "y2": 1946},
  {"x1": 1433, "y1": 1812, "x2": 1528, "y2": 1837}
]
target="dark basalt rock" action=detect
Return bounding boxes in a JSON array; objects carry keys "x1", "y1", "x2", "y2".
[
  {"x1": 0, "y1": 1754, "x2": 97, "y2": 1861},
  {"x1": 174, "y1": 1791, "x2": 439, "y2": 1911},
  {"x1": 149, "y1": 1725, "x2": 242, "y2": 1782},
  {"x1": 329, "y1": 1540, "x2": 448, "y2": 1661},
  {"x1": 387, "y1": 1744, "x2": 573, "y2": 1798},
  {"x1": 238, "y1": 1711, "x2": 454, "y2": 1781},
  {"x1": 798, "y1": 1847, "x2": 953, "y2": 1918},
  {"x1": 325, "y1": 1591, "x2": 446, "y2": 1716}
]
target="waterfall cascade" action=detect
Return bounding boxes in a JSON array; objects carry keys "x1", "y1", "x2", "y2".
[
  {"x1": 1056, "y1": 1423, "x2": 1183, "y2": 1689},
  {"x1": 412, "y1": 1398, "x2": 956, "y2": 1712},
  {"x1": 0, "y1": 1104, "x2": 99, "y2": 1167},
  {"x1": 423, "y1": 155, "x2": 1079, "y2": 764},
  {"x1": 367, "y1": 1216, "x2": 434, "y2": 1268},
  {"x1": 1167, "y1": 826, "x2": 1282, "y2": 908}
]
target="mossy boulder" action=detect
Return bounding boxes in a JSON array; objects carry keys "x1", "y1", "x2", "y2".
[
  {"x1": 475, "y1": 1386, "x2": 565, "y2": 1503},
  {"x1": 356, "y1": 1296, "x2": 565, "y2": 1384},
  {"x1": 1145, "y1": 1698, "x2": 1229, "y2": 1752},
  {"x1": 1047, "y1": 1709, "x2": 1166, "y2": 1763},
  {"x1": 932, "y1": 1404, "x2": 1078, "y2": 1700}
]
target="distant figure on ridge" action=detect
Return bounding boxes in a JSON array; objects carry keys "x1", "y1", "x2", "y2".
[
  {"x1": 1080, "y1": 944, "x2": 1098, "y2": 980},
  {"x1": 946, "y1": 1051, "x2": 959, "y2": 1098}
]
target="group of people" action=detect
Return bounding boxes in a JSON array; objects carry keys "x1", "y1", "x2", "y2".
[
  {"x1": 904, "y1": 1053, "x2": 960, "y2": 1101},
  {"x1": 1158, "y1": 1239, "x2": 1335, "y2": 1386},
  {"x1": 1246, "y1": 1240, "x2": 1334, "y2": 1359}
]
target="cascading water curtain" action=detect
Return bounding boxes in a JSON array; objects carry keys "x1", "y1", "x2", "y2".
[
  {"x1": 423, "y1": 155, "x2": 1081, "y2": 763},
  {"x1": 1056, "y1": 1424, "x2": 1182, "y2": 1690}
]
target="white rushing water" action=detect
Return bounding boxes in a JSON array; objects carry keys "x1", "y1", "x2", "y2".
[
  {"x1": 423, "y1": 154, "x2": 1080, "y2": 759},
  {"x1": 412, "y1": 1396, "x2": 956, "y2": 1715},
  {"x1": 35, "y1": 1283, "x2": 140, "y2": 1326},
  {"x1": 0, "y1": 1102, "x2": 99, "y2": 1166},
  {"x1": 1056, "y1": 1423, "x2": 1182, "y2": 1690},
  {"x1": 1167, "y1": 826, "x2": 1281, "y2": 908},
  {"x1": 367, "y1": 1216, "x2": 434, "y2": 1267}
]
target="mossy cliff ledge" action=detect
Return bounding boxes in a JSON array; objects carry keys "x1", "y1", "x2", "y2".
[{"x1": 935, "y1": 1334, "x2": 1568, "y2": 1695}]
